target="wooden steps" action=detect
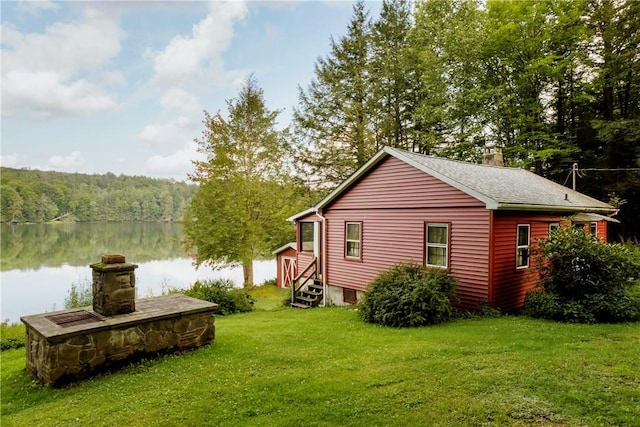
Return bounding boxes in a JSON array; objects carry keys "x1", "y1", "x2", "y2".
[{"x1": 291, "y1": 279, "x2": 323, "y2": 309}]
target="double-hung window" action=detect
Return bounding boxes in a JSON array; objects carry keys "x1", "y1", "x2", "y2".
[
  {"x1": 516, "y1": 224, "x2": 530, "y2": 269},
  {"x1": 300, "y1": 222, "x2": 315, "y2": 252},
  {"x1": 345, "y1": 222, "x2": 362, "y2": 259},
  {"x1": 426, "y1": 224, "x2": 449, "y2": 268}
]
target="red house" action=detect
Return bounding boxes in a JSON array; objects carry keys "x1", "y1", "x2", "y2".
[{"x1": 286, "y1": 147, "x2": 618, "y2": 311}]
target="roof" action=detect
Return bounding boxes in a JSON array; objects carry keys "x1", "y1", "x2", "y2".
[
  {"x1": 289, "y1": 147, "x2": 615, "y2": 220},
  {"x1": 573, "y1": 212, "x2": 620, "y2": 223},
  {"x1": 272, "y1": 242, "x2": 296, "y2": 255}
]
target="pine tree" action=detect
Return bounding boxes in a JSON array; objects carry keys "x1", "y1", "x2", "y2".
[
  {"x1": 183, "y1": 75, "x2": 296, "y2": 287},
  {"x1": 294, "y1": 0, "x2": 376, "y2": 188},
  {"x1": 369, "y1": 0, "x2": 418, "y2": 151}
]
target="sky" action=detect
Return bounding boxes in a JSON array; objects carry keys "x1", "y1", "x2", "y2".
[{"x1": 1, "y1": 0, "x2": 382, "y2": 181}]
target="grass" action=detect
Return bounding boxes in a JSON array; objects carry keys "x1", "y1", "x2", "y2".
[
  {"x1": 249, "y1": 283, "x2": 290, "y2": 311},
  {"x1": 1, "y1": 288, "x2": 639, "y2": 426}
]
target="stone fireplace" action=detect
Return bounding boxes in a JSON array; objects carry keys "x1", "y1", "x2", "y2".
[
  {"x1": 91, "y1": 254, "x2": 137, "y2": 316},
  {"x1": 21, "y1": 255, "x2": 218, "y2": 386}
]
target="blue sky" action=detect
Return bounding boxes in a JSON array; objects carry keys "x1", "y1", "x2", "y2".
[{"x1": 1, "y1": 0, "x2": 382, "y2": 181}]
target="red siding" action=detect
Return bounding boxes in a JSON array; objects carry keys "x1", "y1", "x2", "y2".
[
  {"x1": 329, "y1": 156, "x2": 482, "y2": 210},
  {"x1": 325, "y1": 208, "x2": 491, "y2": 309},
  {"x1": 597, "y1": 220, "x2": 608, "y2": 241},
  {"x1": 592, "y1": 220, "x2": 608, "y2": 241},
  {"x1": 322, "y1": 157, "x2": 491, "y2": 309},
  {"x1": 293, "y1": 154, "x2": 609, "y2": 311},
  {"x1": 490, "y1": 212, "x2": 560, "y2": 311}
]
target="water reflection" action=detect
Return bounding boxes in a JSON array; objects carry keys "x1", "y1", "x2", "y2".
[
  {"x1": 1, "y1": 223, "x2": 187, "y2": 271},
  {"x1": 0, "y1": 223, "x2": 276, "y2": 323}
]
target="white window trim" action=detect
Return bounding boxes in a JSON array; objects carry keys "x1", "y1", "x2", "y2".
[
  {"x1": 345, "y1": 222, "x2": 362, "y2": 259},
  {"x1": 516, "y1": 224, "x2": 530, "y2": 269},
  {"x1": 300, "y1": 222, "x2": 315, "y2": 252},
  {"x1": 426, "y1": 223, "x2": 449, "y2": 269}
]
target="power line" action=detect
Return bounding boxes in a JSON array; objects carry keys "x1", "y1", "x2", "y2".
[
  {"x1": 568, "y1": 164, "x2": 640, "y2": 190},
  {"x1": 577, "y1": 168, "x2": 640, "y2": 172}
]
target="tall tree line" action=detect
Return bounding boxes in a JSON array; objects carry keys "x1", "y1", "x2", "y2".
[
  {"x1": 0, "y1": 168, "x2": 195, "y2": 223},
  {"x1": 294, "y1": 0, "x2": 640, "y2": 238}
]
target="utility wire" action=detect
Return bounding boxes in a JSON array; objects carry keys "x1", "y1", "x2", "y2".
[{"x1": 577, "y1": 168, "x2": 640, "y2": 172}]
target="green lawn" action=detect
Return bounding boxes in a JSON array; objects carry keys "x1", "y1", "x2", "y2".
[{"x1": 2, "y1": 299, "x2": 639, "y2": 426}]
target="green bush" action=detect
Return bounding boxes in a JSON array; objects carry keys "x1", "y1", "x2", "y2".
[
  {"x1": 64, "y1": 279, "x2": 93, "y2": 309},
  {"x1": 1, "y1": 321, "x2": 25, "y2": 351},
  {"x1": 359, "y1": 263, "x2": 457, "y2": 327},
  {"x1": 183, "y1": 279, "x2": 255, "y2": 315},
  {"x1": 525, "y1": 226, "x2": 640, "y2": 323}
]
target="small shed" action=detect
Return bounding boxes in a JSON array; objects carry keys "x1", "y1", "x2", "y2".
[{"x1": 273, "y1": 243, "x2": 297, "y2": 288}]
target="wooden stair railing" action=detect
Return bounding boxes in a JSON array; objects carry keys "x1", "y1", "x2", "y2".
[{"x1": 291, "y1": 258, "x2": 322, "y2": 308}]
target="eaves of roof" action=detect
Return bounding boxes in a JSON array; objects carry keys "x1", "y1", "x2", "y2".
[{"x1": 288, "y1": 146, "x2": 616, "y2": 220}]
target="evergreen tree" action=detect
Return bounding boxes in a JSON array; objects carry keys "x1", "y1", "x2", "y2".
[
  {"x1": 411, "y1": 0, "x2": 485, "y2": 158},
  {"x1": 183, "y1": 75, "x2": 297, "y2": 287},
  {"x1": 294, "y1": 0, "x2": 376, "y2": 187},
  {"x1": 370, "y1": 0, "x2": 419, "y2": 151}
]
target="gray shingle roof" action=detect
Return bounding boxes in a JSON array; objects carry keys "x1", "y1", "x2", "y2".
[
  {"x1": 390, "y1": 147, "x2": 614, "y2": 212},
  {"x1": 289, "y1": 146, "x2": 615, "y2": 221}
]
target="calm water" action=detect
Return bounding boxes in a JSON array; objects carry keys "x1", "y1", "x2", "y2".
[{"x1": 0, "y1": 223, "x2": 275, "y2": 323}]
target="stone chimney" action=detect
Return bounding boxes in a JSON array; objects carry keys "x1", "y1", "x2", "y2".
[
  {"x1": 90, "y1": 255, "x2": 138, "y2": 316},
  {"x1": 483, "y1": 145, "x2": 504, "y2": 167}
]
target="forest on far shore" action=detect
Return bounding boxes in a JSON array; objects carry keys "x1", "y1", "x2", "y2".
[{"x1": 0, "y1": 167, "x2": 196, "y2": 223}]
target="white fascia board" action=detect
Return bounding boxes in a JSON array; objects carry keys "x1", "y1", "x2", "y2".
[
  {"x1": 287, "y1": 207, "x2": 316, "y2": 222},
  {"x1": 495, "y1": 203, "x2": 617, "y2": 214}
]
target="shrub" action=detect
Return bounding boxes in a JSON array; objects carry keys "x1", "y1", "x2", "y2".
[
  {"x1": 525, "y1": 226, "x2": 640, "y2": 323},
  {"x1": 183, "y1": 279, "x2": 254, "y2": 315},
  {"x1": 64, "y1": 279, "x2": 93, "y2": 309},
  {"x1": 1, "y1": 321, "x2": 25, "y2": 351},
  {"x1": 359, "y1": 262, "x2": 457, "y2": 327}
]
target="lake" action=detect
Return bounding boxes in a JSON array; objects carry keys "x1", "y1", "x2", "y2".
[{"x1": 0, "y1": 223, "x2": 276, "y2": 324}]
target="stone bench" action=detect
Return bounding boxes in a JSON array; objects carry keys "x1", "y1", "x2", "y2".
[{"x1": 21, "y1": 294, "x2": 217, "y2": 386}]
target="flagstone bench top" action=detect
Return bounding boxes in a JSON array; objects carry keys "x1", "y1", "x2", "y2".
[{"x1": 21, "y1": 294, "x2": 218, "y2": 343}]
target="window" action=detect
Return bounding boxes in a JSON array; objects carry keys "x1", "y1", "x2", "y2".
[
  {"x1": 516, "y1": 224, "x2": 530, "y2": 269},
  {"x1": 345, "y1": 222, "x2": 362, "y2": 259},
  {"x1": 590, "y1": 222, "x2": 597, "y2": 235},
  {"x1": 300, "y1": 222, "x2": 314, "y2": 252},
  {"x1": 426, "y1": 224, "x2": 449, "y2": 268},
  {"x1": 343, "y1": 288, "x2": 357, "y2": 304},
  {"x1": 549, "y1": 223, "x2": 559, "y2": 233}
]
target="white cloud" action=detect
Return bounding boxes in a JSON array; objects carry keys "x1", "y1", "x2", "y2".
[
  {"x1": 148, "y1": 1, "x2": 247, "y2": 86},
  {"x1": 2, "y1": 70, "x2": 118, "y2": 120},
  {"x1": 145, "y1": 141, "x2": 205, "y2": 180},
  {"x1": 160, "y1": 88, "x2": 202, "y2": 114},
  {"x1": 16, "y1": 0, "x2": 60, "y2": 15},
  {"x1": 48, "y1": 151, "x2": 84, "y2": 170},
  {"x1": 0, "y1": 153, "x2": 27, "y2": 168},
  {"x1": 137, "y1": 115, "x2": 198, "y2": 146},
  {"x1": 103, "y1": 70, "x2": 127, "y2": 86},
  {"x1": 1, "y1": 7, "x2": 125, "y2": 119}
]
